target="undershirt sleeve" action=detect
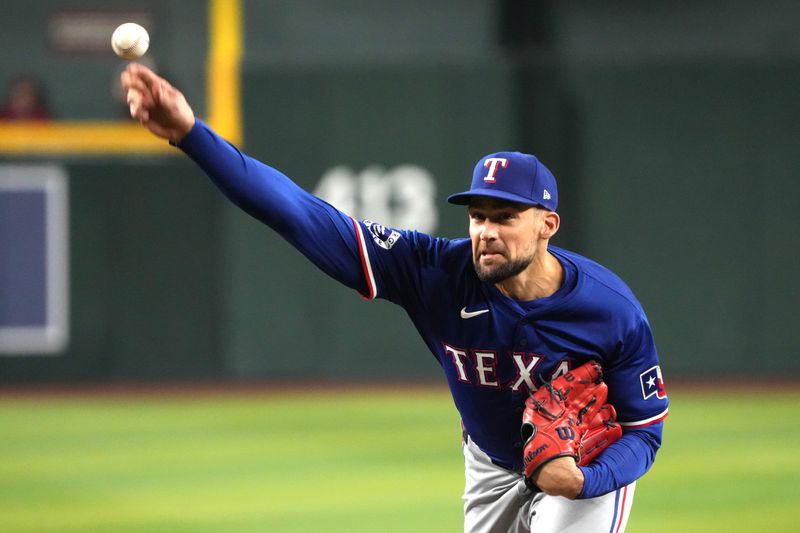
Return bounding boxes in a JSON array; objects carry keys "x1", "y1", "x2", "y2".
[{"x1": 578, "y1": 422, "x2": 663, "y2": 498}]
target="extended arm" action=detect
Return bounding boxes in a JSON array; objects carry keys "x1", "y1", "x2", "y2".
[{"x1": 121, "y1": 63, "x2": 369, "y2": 294}]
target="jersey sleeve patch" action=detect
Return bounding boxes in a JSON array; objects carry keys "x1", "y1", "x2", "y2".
[
  {"x1": 351, "y1": 217, "x2": 377, "y2": 300},
  {"x1": 639, "y1": 365, "x2": 667, "y2": 400},
  {"x1": 364, "y1": 219, "x2": 401, "y2": 250}
]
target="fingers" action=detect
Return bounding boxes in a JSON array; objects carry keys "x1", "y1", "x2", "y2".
[
  {"x1": 151, "y1": 79, "x2": 165, "y2": 107},
  {"x1": 119, "y1": 63, "x2": 195, "y2": 141},
  {"x1": 121, "y1": 65, "x2": 161, "y2": 122},
  {"x1": 123, "y1": 62, "x2": 158, "y2": 86},
  {"x1": 129, "y1": 63, "x2": 173, "y2": 103},
  {"x1": 123, "y1": 80, "x2": 151, "y2": 106},
  {"x1": 121, "y1": 64, "x2": 173, "y2": 113},
  {"x1": 129, "y1": 63, "x2": 162, "y2": 89},
  {"x1": 126, "y1": 88, "x2": 149, "y2": 122},
  {"x1": 121, "y1": 65, "x2": 150, "y2": 92},
  {"x1": 120, "y1": 63, "x2": 162, "y2": 101}
]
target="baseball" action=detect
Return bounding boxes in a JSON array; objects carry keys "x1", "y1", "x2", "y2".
[{"x1": 111, "y1": 23, "x2": 150, "y2": 60}]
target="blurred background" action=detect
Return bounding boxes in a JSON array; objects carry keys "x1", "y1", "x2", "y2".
[
  {"x1": 2, "y1": 1, "x2": 800, "y2": 531},
  {"x1": 3, "y1": 0, "x2": 799, "y2": 383}
]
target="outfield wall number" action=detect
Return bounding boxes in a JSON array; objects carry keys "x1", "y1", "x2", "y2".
[{"x1": 313, "y1": 165, "x2": 438, "y2": 233}]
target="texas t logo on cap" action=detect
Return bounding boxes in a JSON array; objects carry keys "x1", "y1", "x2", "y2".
[
  {"x1": 447, "y1": 151, "x2": 559, "y2": 211},
  {"x1": 483, "y1": 157, "x2": 509, "y2": 183}
]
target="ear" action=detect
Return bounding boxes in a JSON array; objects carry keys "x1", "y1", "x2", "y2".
[{"x1": 540, "y1": 211, "x2": 560, "y2": 239}]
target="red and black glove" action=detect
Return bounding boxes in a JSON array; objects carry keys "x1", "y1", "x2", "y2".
[{"x1": 520, "y1": 361, "x2": 622, "y2": 490}]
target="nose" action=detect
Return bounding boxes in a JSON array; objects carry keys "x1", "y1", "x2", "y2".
[{"x1": 479, "y1": 221, "x2": 498, "y2": 241}]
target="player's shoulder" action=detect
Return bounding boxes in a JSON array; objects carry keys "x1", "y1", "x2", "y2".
[
  {"x1": 551, "y1": 245, "x2": 646, "y2": 317},
  {"x1": 368, "y1": 222, "x2": 471, "y2": 267},
  {"x1": 397, "y1": 226, "x2": 470, "y2": 259}
]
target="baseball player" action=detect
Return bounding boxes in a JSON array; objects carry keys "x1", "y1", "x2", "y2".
[{"x1": 122, "y1": 63, "x2": 668, "y2": 533}]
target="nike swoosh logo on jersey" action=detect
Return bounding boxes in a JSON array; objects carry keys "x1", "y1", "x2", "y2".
[{"x1": 460, "y1": 307, "x2": 490, "y2": 319}]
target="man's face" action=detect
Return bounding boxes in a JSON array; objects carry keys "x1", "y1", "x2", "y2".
[{"x1": 468, "y1": 197, "x2": 541, "y2": 284}]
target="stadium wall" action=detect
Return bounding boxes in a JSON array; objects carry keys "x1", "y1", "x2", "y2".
[{"x1": 1, "y1": 1, "x2": 799, "y2": 381}]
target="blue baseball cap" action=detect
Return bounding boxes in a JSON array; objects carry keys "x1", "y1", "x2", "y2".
[{"x1": 447, "y1": 152, "x2": 558, "y2": 211}]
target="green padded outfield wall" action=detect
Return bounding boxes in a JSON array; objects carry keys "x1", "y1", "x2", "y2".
[
  {"x1": 548, "y1": 1, "x2": 800, "y2": 378},
  {"x1": 0, "y1": 161, "x2": 222, "y2": 381},
  {"x1": 2, "y1": 1, "x2": 800, "y2": 381},
  {"x1": 562, "y1": 61, "x2": 800, "y2": 378}
]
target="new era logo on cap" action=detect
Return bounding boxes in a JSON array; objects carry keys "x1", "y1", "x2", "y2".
[{"x1": 447, "y1": 151, "x2": 558, "y2": 211}]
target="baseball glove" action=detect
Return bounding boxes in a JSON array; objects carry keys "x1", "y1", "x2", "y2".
[{"x1": 520, "y1": 361, "x2": 622, "y2": 489}]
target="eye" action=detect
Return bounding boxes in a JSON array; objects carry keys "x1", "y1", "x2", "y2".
[{"x1": 469, "y1": 211, "x2": 486, "y2": 222}]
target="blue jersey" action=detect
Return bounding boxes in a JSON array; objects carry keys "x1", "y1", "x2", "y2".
[{"x1": 179, "y1": 120, "x2": 668, "y2": 499}]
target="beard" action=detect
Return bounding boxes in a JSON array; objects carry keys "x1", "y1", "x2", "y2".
[{"x1": 473, "y1": 253, "x2": 534, "y2": 284}]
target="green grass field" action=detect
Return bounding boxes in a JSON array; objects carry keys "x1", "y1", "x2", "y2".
[{"x1": 1, "y1": 386, "x2": 798, "y2": 532}]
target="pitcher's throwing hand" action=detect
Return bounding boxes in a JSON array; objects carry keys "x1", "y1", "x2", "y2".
[{"x1": 121, "y1": 63, "x2": 195, "y2": 143}]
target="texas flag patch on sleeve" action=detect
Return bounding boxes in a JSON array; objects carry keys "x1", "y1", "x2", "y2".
[{"x1": 640, "y1": 365, "x2": 667, "y2": 400}]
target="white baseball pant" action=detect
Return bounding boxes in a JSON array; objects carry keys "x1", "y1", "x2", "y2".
[{"x1": 462, "y1": 436, "x2": 634, "y2": 533}]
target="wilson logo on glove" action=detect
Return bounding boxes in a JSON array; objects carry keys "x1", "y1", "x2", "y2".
[
  {"x1": 520, "y1": 361, "x2": 622, "y2": 492},
  {"x1": 555, "y1": 426, "x2": 575, "y2": 441},
  {"x1": 524, "y1": 443, "x2": 550, "y2": 463}
]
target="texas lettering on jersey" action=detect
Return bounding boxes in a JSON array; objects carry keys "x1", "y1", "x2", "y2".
[{"x1": 444, "y1": 344, "x2": 571, "y2": 392}]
